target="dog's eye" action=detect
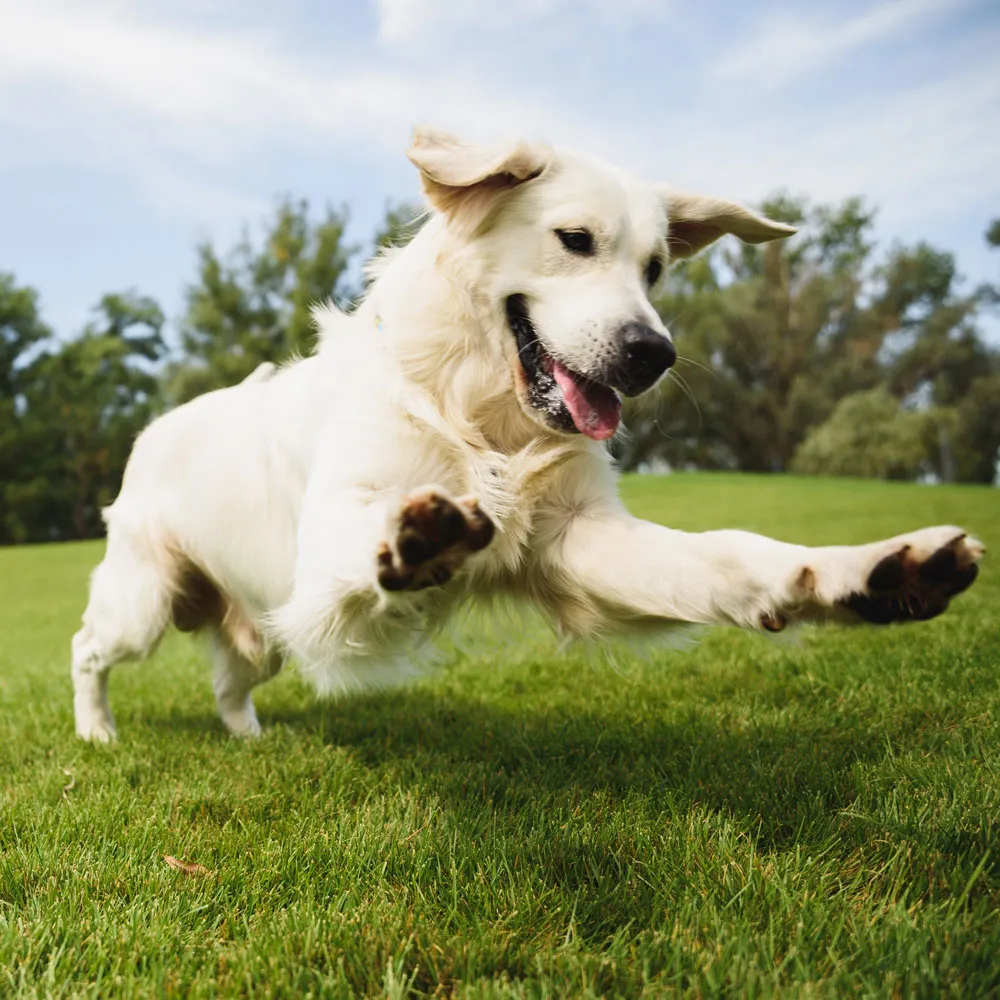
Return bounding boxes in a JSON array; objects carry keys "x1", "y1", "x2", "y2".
[
  {"x1": 555, "y1": 229, "x2": 594, "y2": 256},
  {"x1": 645, "y1": 256, "x2": 664, "y2": 287}
]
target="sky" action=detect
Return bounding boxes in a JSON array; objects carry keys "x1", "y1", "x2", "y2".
[{"x1": 1, "y1": 0, "x2": 998, "y2": 342}]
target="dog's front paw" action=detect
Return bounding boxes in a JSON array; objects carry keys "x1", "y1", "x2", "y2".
[
  {"x1": 377, "y1": 487, "x2": 495, "y2": 592},
  {"x1": 75, "y1": 713, "x2": 117, "y2": 743},
  {"x1": 837, "y1": 527, "x2": 984, "y2": 624}
]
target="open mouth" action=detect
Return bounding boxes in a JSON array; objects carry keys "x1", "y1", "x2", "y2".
[{"x1": 506, "y1": 295, "x2": 622, "y2": 441}]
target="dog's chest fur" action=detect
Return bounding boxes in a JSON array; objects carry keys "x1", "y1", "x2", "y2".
[{"x1": 456, "y1": 441, "x2": 589, "y2": 578}]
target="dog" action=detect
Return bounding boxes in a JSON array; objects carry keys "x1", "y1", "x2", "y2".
[{"x1": 71, "y1": 126, "x2": 985, "y2": 740}]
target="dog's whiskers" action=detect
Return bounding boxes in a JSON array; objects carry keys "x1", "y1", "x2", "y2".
[
  {"x1": 666, "y1": 368, "x2": 702, "y2": 429},
  {"x1": 674, "y1": 353, "x2": 715, "y2": 378}
]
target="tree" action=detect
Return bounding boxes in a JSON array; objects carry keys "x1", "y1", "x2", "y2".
[
  {"x1": 0, "y1": 272, "x2": 50, "y2": 396},
  {"x1": 949, "y1": 373, "x2": 1000, "y2": 484},
  {"x1": 791, "y1": 388, "x2": 933, "y2": 480},
  {"x1": 942, "y1": 220, "x2": 1000, "y2": 482},
  {"x1": 626, "y1": 198, "x2": 998, "y2": 482},
  {"x1": 167, "y1": 199, "x2": 356, "y2": 403},
  {"x1": 626, "y1": 197, "x2": 884, "y2": 471},
  {"x1": 0, "y1": 274, "x2": 53, "y2": 542},
  {"x1": 15, "y1": 293, "x2": 166, "y2": 540}
]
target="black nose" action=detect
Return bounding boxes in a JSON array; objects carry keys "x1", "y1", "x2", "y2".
[{"x1": 608, "y1": 322, "x2": 676, "y2": 396}]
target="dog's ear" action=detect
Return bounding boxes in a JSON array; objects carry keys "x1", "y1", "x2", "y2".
[
  {"x1": 407, "y1": 126, "x2": 551, "y2": 231},
  {"x1": 660, "y1": 187, "x2": 797, "y2": 259}
]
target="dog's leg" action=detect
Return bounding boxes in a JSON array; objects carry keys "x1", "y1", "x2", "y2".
[
  {"x1": 211, "y1": 632, "x2": 282, "y2": 737},
  {"x1": 546, "y1": 512, "x2": 984, "y2": 634},
  {"x1": 376, "y1": 488, "x2": 495, "y2": 592},
  {"x1": 72, "y1": 625, "x2": 118, "y2": 742},
  {"x1": 72, "y1": 525, "x2": 173, "y2": 741},
  {"x1": 273, "y1": 486, "x2": 495, "y2": 680}
]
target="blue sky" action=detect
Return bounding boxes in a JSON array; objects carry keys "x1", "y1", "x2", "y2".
[{"x1": 1, "y1": 0, "x2": 998, "y2": 342}]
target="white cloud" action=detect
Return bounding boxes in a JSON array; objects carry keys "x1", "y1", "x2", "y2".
[
  {"x1": 374, "y1": 0, "x2": 666, "y2": 45},
  {"x1": 376, "y1": 0, "x2": 563, "y2": 43},
  {"x1": 130, "y1": 159, "x2": 269, "y2": 228},
  {"x1": 0, "y1": 0, "x2": 613, "y2": 153},
  {"x1": 0, "y1": 1, "x2": 368, "y2": 148},
  {"x1": 716, "y1": 0, "x2": 966, "y2": 86},
  {"x1": 641, "y1": 56, "x2": 1000, "y2": 231},
  {"x1": 0, "y1": 0, "x2": 996, "y2": 241},
  {"x1": 793, "y1": 67, "x2": 1000, "y2": 223},
  {"x1": 0, "y1": 0, "x2": 607, "y2": 223}
]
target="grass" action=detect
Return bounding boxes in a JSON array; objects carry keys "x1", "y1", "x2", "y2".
[{"x1": 1, "y1": 472, "x2": 999, "y2": 998}]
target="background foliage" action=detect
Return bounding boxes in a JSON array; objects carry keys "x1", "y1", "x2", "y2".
[
  {"x1": 1, "y1": 196, "x2": 997, "y2": 543},
  {"x1": 626, "y1": 198, "x2": 1000, "y2": 482}
]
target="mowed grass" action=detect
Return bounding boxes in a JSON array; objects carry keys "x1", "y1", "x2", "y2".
[{"x1": 1, "y1": 473, "x2": 999, "y2": 999}]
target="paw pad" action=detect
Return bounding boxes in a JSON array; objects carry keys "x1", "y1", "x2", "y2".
[
  {"x1": 841, "y1": 533, "x2": 982, "y2": 625},
  {"x1": 377, "y1": 490, "x2": 495, "y2": 592}
]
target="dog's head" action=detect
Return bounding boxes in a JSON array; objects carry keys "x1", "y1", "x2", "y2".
[{"x1": 408, "y1": 126, "x2": 795, "y2": 441}]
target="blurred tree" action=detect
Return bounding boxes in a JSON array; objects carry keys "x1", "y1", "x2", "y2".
[
  {"x1": 626, "y1": 197, "x2": 883, "y2": 471},
  {"x1": 1, "y1": 274, "x2": 53, "y2": 542},
  {"x1": 877, "y1": 242, "x2": 996, "y2": 482},
  {"x1": 880, "y1": 244, "x2": 985, "y2": 400},
  {"x1": 15, "y1": 292, "x2": 165, "y2": 541},
  {"x1": 627, "y1": 197, "x2": 998, "y2": 483},
  {"x1": 167, "y1": 199, "x2": 356, "y2": 403},
  {"x1": 949, "y1": 372, "x2": 1000, "y2": 483},
  {"x1": 0, "y1": 272, "x2": 50, "y2": 396},
  {"x1": 791, "y1": 388, "x2": 933, "y2": 480},
  {"x1": 939, "y1": 220, "x2": 1000, "y2": 482}
]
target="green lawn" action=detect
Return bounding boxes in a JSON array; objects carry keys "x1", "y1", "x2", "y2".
[{"x1": 1, "y1": 474, "x2": 998, "y2": 998}]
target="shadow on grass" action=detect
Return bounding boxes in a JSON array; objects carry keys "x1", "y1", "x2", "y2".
[
  {"x1": 243, "y1": 686, "x2": 899, "y2": 851},
  {"x1": 133, "y1": 684, "x2": 999, "y2": 957}
]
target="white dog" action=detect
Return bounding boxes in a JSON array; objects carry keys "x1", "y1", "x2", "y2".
[{"x1": 72, "y1": 127, "x2": 984, "y2": 741}]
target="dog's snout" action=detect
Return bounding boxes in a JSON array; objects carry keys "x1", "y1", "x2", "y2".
[{"x1": 609, "y1": 322, "x2": 676, "y2": 396}]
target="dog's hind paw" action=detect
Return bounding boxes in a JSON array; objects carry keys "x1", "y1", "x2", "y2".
[
  {"x1": 834, "y1": 527, "x2": 984, "y2": 624},
  {"x1": 377, "y1": 487, "x2": 495, "y2": 592},
  {"x1": 76, "y1": 715, "x2": 117, "y2": 742}
]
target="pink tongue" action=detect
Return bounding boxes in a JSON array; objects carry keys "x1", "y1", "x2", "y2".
[{"x1": 552, "y1": 361, "x2": 622, "y2": 440}]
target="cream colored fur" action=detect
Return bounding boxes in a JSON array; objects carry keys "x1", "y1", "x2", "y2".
[{"x1": 71, "y1": 127, "x2": 983, "y2": 741}]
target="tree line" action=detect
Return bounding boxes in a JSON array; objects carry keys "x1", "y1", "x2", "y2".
[
  {"x1": 1, "y1": 196, "x2": 998, "y2": 544},
  {"x1": 629, "y1": 198, "x2": 1000, "y2": 485}
]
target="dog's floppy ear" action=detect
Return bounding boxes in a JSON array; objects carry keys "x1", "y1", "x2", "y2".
[
  {"x1": 660, "y1": 187, "x2": 797, "y2": 259},
  {"x1": 407, "y1": 126, "x2": 551, "y2": 231}
]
